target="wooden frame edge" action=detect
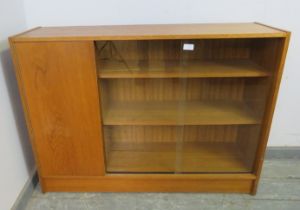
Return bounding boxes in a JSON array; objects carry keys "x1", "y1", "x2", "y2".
[
  {"x1": 91, "y1": 41, "x2": 107, "y2": 175},
  {"x1": 11, "y1": 23, "x2": 287, "y2": 42},
  {"x1": 254, "y1": 22, "x2": 290, "y2": 34},
  {"x1": 11, "y1": 33, "x2": 288, "y2": 42},
  {"x1": 9, "y1": 27, "x2": 42, "y2": 42},
  {"x1": 8, "y1": 38, "x2": 46, "y2": 191},
  {"x1": 41, "y1": 175, "x2": 255, "y2": 193},
  {"x1": 251, "y1": 32, "x2": 291, "y2": 195}
]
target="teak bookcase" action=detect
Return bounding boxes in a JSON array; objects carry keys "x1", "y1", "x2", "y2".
[{"x1": 9, "y1": 23, "x2": 290, "y2": 194}]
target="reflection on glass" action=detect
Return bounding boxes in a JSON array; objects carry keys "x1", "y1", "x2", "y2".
[{"x1": 96, "y1": 39, "x2": 277, "y2": 173}]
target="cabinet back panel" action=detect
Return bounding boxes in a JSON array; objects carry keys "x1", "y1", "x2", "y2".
[
  {"x1": 101, "y1": 78, "x2": 245, "y2": 102},
  {"x1": 95, "y1": 39, "x2": 251, "y2": 61},
  {"x1": 104, "y1": 125, "x2": 238, "y2": 144}
]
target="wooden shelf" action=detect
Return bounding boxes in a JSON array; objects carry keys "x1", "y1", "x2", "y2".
[
  {"x1": 102, "y1": 100, "x2": 260, "y2": 125},
  {"x1": 106, "y1": 142, "x2": 250, "y2": 173},
  {"x1": 98, "y1": 59, "x2": 269, "y2": 78}
]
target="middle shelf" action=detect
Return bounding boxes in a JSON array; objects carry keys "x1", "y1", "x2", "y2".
[{"x1": 102, "y1": 100, "x2": 260, "y2": 126}]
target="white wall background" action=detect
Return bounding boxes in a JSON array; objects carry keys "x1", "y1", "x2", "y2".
[
  {"x1": 0, "y1": 0, "x2": 35, "y2": 210},
  {"x1": 22, "y1": 0, "x2": 300, "y2": 146},
  {"x1": 0, "y1": 0, "x2": 299, "y2": 208}
]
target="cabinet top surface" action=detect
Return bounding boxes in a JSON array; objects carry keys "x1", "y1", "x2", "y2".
[{"x1": 11, "y1": 22, "x2": 288, "y2": 41}]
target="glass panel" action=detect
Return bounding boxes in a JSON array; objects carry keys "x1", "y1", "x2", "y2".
[
  {"x1": 96, "y1": 40, "x2": 185, "y2": 173},
  {"x1": 95, "y1": 38, "x2": 282, "y2": 174},
  {"x1": 176, "y1": 38, "x2": 281, "y2": 173}
]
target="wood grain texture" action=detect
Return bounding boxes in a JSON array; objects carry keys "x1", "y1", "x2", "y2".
[
  {"x1": 41, "y1": 175, "x2": 254, "y2": 193},
  {"x1": 12, "y1": 23, "x2": 287, "y2": 42},
  {"x1": 236, "y1": 125, "x2": 261, "y2": 170},
  {"x1": 100, "y1": 78, "x2": 245, "y2": 102},
  {"x1": 104, "y1": 125, "x2": 238, "y2": 143},
  {"x1": 96, "y1": 39, "x2": 251, "y2": 61},
  {"x1": 9, "y1": 36, "x2": 47, "y2": 189},
  {"x1": 14, "y1": 41, "x2": 105, "y2": 176}
]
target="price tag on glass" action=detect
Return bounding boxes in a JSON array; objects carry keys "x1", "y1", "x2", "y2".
[{"x1": 183, "y1": 43, "x2": 194, "y2": 51}]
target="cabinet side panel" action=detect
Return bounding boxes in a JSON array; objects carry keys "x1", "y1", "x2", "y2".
[
  {"x1": 250, "y1": 35, "x2": 291, "y2": 194},
  {"x1": 14, "y1": 41, "x2": 105, "y2": 176}
]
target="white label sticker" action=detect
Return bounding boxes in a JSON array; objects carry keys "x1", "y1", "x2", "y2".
[{"x1": 183, "y1": 43, "x2": 194, "y2": 51}]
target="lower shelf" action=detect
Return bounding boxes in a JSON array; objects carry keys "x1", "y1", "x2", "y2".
[
  {"x1": 106, "y1": 142, "x2": 251, "y2": 173},
  {"x1": 103, "y1": 100, "x2": 259, "y2": 125}
]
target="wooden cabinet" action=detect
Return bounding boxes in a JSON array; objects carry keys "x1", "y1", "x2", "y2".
[{"x1": 9, "y1": 23, "x2": 290, "y2": 194}]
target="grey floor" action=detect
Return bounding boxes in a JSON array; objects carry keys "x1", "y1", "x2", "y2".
[{"x1": 25, "y1": 159, "x2": 300, "y2": 210}]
